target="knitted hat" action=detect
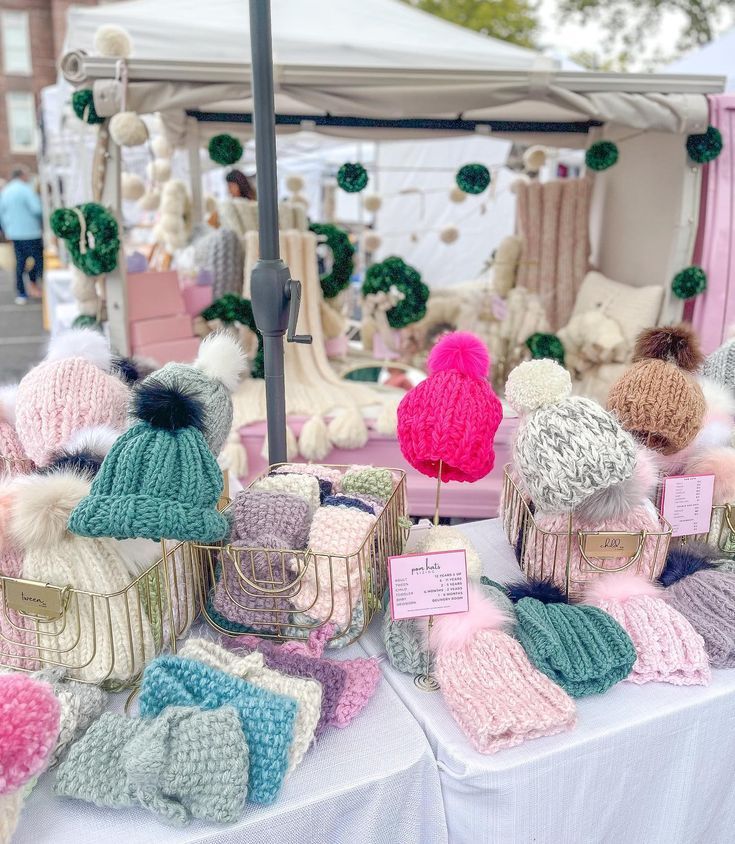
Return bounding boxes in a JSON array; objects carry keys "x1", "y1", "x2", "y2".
[
  {"x1": 342, "y1": 466, "x2": 394, "y2": 503},
  {"x1": 179, "y1": 638, "x2": 322, "y2": 770},
  {"x1": 55, "y1": 706, "x2": 249, "y2": 826},
  {"x1": 139, "y1": 655, "x2": 296, "y2": 804},
  {"x1": 223, "y1": 635, "x2": 347, "y2": 736},
  {"x1": 506, "y1": 359, "x2": 637, "y2": 512},
  {"x1": 506, "y1": 580, "x2": 636, "y2": 697},
  {"x1": 660, "y1": 545, "x2": 735, "y2": 668},
  {"x1": 273, "y1": 463, "x2": 343, "y2": 489},
  {"x1": 68, "y1": 379, "x2": 228, "y2": 543},
  {"x1": 583, "y1": 574, "x2": 711, "y2": 685},
  {"x1": 607, "y1": 325, "x2": 706, "y2": 455},
  {"x1": 430, "y1": 585, "x2": 576, "y2": 753},
  {"x1": 15, "y1": 329, "x2": 130, "y2": 466},
  {"x1": 144, "y1": 332, "x2": 246, "y2": 456},
  {"x1": 252, "y1": 473, "x2": 321, "y2": 513},
  {"x1": 0, "y1": 385, "x2": 34, "y2": 477},
  {"x1": 230, "y1": 490, "x2": 311, "y2": 546},
  {"x1": 703, "y1": 332, "x2": 735, "y2": 391},
  {"x1": 10, "y1": 470, "x2": 156, "y2": 684},
  {"x1": 397, "y1": 332, "x2": 503, "y2": 482}
]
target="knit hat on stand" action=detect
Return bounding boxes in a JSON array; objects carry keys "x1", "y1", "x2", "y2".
[
  {"x1": 55, "y1": 706, "x2": 249, "y2": 826},
  {"x1": 342, "y1": 466, "x2": 394, "y2": 503},
  {"x1": 179, "y1": 638, "x2": 322, "y2": 770},
  {"x1": 0, "y1": 673, "x2": 60, "y2": 841},
  {"x1": 143, "y1": 332, "x2": 246, "y2": 456},
  {"x1": 430, "y1": 585, "x2": 576, "y2": 753},
  {"x1": 139, "y1": 655, "x2": 296, "y2": 804},
  {"x1": 659, "y1": 545, "x2": 735, "y2": 668},
  {"x1": 15, "y1": 329, "x2": 130, "y2": 466},
  {"x1": 583, "y1": 573, "x2": 711, "y2": 685},
  {"x1": 10, "y1": 470, "x2": 156, "y2": 684},
  {"x1": 230, "y1": 490, "x2": 312, "y2": 546},
  {"x1": 68, "y1": 378, "x2": 228, "y2": 543},
  {"x1": 222, "y1": 635, "x2": 347, "y2": 736},
  {"x1": 607, "y1": 325, "x2": 706, "y2": 455},
  {"x1": 703, "y1": 331, "x2": 735, "y2": 392},
  {"x1": 506, "y1": 359, "x2": 638, "y2": 512},
  {"x1": 397, "y1": 332, "x2": 503, "y2": 482},
  {"x1": 506, "y1": 580, "x2": 636, "y2": 697},
  {"x1": 0, "y1": 385, "x2": 34, "y2": 477}
]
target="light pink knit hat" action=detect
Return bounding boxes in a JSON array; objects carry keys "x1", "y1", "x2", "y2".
[
  {"x1": 15, "y1": 330, "x2": 129, "y2": 467},
  {"x1": 0, "y1": 386, "x2": 33, "y2": 478},
  {"x1": 431, "y1": 585, "x2": 576, "y2": 754},
  {"x1": 583, "y1": 574, "x2": 711, "y2": 686}
]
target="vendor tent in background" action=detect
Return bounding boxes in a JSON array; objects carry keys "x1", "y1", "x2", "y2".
[{"x1": 665, "y1": 29, "x2": 735, "y2": 92}]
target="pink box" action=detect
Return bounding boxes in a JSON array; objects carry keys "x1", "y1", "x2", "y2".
[
  {"x1": 134, "y1": 337, "x2": 201, "y2": 365},
  {"x1": 127, "y1": 271, "x2": 184, "y2": 322},
  {"x1": 130, "y1": 314, "x2": 194, "y2": 348},
  {"x1": 181, "y1": 285, "x2": 213, "y2": 316},
  {"x1": 325, "y1": 335, "x2": 348, "y2": 359}
]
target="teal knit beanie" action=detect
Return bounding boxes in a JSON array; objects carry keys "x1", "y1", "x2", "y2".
[
  {"x1": 68, "y1": 378, "x2": 228, "y2": 543},
  {"x1": 507, "y1": 580, "x2": 636, "y2": 698}
]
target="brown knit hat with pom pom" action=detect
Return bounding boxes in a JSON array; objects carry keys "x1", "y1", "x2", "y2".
[{"x1": 607, "y1": 325, "x2": 705, "y2": 455}]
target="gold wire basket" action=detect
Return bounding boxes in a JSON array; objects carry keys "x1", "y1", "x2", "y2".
[
  {"x1": 193, "y1": 465, "x2": 408, "y2": 646},
  {"x1": 501, "y1": 466, "x2": 673, "y2": 600},
  {"x1": 0, "y1": 540, "x2": 199, "y2": 689}
]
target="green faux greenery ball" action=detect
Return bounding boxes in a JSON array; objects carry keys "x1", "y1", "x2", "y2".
[
  {"x1": 310, "y1": 223, "x2": 354, "y2": 299},
  {"x1": 526, "y1": 332, "x2": 565, "y2": 366},
  {"x1": 200, "y1": 294, "x2": 264, "y2": 378},
  {"x1": 72, "y1": 89, "x2": 104, "y2": 125},
  {"x1": 585, "y1": 141, "x2": 619, "y2": 172},
  {"x1": 362, "y1": 256, "x2": 430, "y2": 329},
  {"x1": 208, "y1": 134, "x2": 243, "y2": 167},
  {"x1": 671, "y1": 266, "x2": 707, "y2": 300},
  {"x1": 72, "y1": 314, "x2": 101, "y2": 330},
  {"x1": 686, "y1": 126, "x2": 723, "y2": 164},
  {"x1": 51, "y1": 203, "x2": 119, "y2": 276},
  {"x1": 337, "y1": 163, "x2": 368, "y2": 193},
  {"x1": 455, "y1": 163, "x2": 491, "y2": 195}
]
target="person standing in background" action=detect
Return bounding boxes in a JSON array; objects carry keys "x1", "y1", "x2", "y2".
[
  {"x1": 0, "y1": 167, "x2": 43, "y2": 305},
  {"x1": 225, "y1": 169, "x2": 257, "y2": 200}
]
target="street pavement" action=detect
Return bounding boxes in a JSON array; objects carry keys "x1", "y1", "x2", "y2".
[{"x1": 0, "y1": 270, "x2": 47, "y2": 382}]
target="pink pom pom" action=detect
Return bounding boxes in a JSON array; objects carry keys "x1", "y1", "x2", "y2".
[
  {"x1": 0, "y1": 674, "x2": 60, "y2": 794},
  {"x1": 583, "y1": 572, "x2": 662, "y2": 605},
  {"x1": 429, "y1": 584, "x2": 510, "y2": 652},
  {"x1": 428, "y1": 331, "x2": 490, "y2": 379}
]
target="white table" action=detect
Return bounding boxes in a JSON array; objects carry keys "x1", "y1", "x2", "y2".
[
  {"x1": 360, "y1": 519, "x2": 735, "y2": 844},
  {"x1": 15, "y1": 643, "x2": 448, "y2": 844}
]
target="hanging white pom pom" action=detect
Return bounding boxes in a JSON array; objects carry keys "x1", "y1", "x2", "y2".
[
  {"x1": 150, "y1": 135, "x2": 172, "y2": 159},
  {"x1": 121, "y1": 172, "x2": 145, "y2": 201},
  {"x1": 449, "y1": 186, "x2": 467, "y2": 204},
  {"x1": 109, "y1": 112, "x2": 148, "y2": 147},
  {"x1": 299, "y1": 415, "x2": 331, "y2": 461},
  {"x1": 523, "y1": 145, "x2": 547, "y2": 173},
  {"x1": 94, "y1": 25, "x2": 133, "y2": 59},
  {"x1": 328, "y1": 406, "x2": 369, "y2": 449},
  {"x1": 285, "y1": 174, "x2": 305, "y2": 193},
  {"x1": 362, "y1": 231, "x2": 382, "y2": 252},
  {"x1": 363, "y1": 193, "x2": 382, "y2": 213},
  {"x1": 146, "y1": 158, "x2": 171, "y2": 183},
  {"x1": 138, "y1": 189, "x2": 161, "y2": 211},
  {"x1": 439, "y1": 225, "x2": 460, "y2": 244}
]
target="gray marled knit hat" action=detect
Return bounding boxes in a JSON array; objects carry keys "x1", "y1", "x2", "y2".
[
  {"x1": 506, "y1": 359, "x2": 637, "y2": 513},
  {"x1": 194, "y1": 227, "x2": 245, "y2": 300},
  {"x1": 703, "y1": 336, "x2": 735, "y2": 392},
  {"x1": 145, "y1": 332, "x2": 246, "y2": 455}
]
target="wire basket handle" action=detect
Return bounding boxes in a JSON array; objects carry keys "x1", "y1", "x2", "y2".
[{"x1": 576, "y1": 531, "x2": 646, "y2": 573}]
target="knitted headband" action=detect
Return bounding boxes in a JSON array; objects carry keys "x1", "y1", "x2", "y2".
[
  {"x1": 230, "y1": 489, "x2": 312, "y2": 547},
  {"x1": 273, "y1": 463, "x2": 343, "y2": 489},
  {"x1": 252, "y1": 473, "x2": 321, "y2": 513},
  {"x1": 341, "y1": 466, "x2": 394, "y2": 503}
]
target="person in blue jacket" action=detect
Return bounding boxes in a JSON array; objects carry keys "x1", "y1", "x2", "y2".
[{"x1": 0, "y1": 167, "x2": 43, "y2": 304}]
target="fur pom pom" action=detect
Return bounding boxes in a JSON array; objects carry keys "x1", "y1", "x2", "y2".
[
  {"x1": 45, "y1": 328, "x2": 112, "y2": 372},
  {"x1": 133, "y1": 378, "x2": 205, "y2": 432},
  {"x1": 0, "y1": 384, "x2": 18, "y2": 425},
  {"x1": 429, "y1": 584, "x2": 510, "y2": 652},
  {"x1": 10, "y1": 470, "x2": 90, "y2": 548},
  {"x1": 505, "y1": 359, "x2": 571, "y2": 414},
  {"x1": 685, "y1": 447, "x2": 735, "y2": 505},
  {"x1": 583, "y1": 572, "x2": 662, "y2": 604},
  {"x1": 41, "y1": 450, "x2": 103, "y2": 478},
  {"x1": 110, "y1": 356, "x2": 142, "y2": 385},
  {"x1": 659, "y1": 543, "x2": 718, "y2": 587},
  {"x1": 633, "y1": 324, "x2": 703, "y2": 372},
  {"x1": 577, "y1": 445, "x2": 660, "y2": 521},
  {"x1": 121, "y1": 172, "x2": 145, "y2": 201},
  {"x1": 428, "y1": 331, "x2": 489, "y2": 379},
  {"x1": 507, "y1": 578, "x2": 567, "y2": 604},
  {"x1": 150, "y1": 136, "x2": 172, "y2": 159},
  {"x1": 109, "y1": 112, "x2": 148, "y2": 147},
  {"x1": 94, "y1": 24, "x2": 133, "y2": 58},
  {"x1": 193, "y1": 332, "x2": 247, "y2": 392},
  {"x1": 61, "y1": 425, "x2": 120, "y2": 459}
]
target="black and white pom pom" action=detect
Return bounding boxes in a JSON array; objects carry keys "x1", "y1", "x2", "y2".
[
  {"x1": 507, "y1": 578, "x2": 568, "y2": 604},
  {"x1": 659, "y1": 543, "x2": 719, "y2": 587},
  {"x1": 133, "y1": 377, "x2": 205, "y2": 432}
]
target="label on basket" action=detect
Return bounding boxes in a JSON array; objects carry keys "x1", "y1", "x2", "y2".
[
  {"x1": 661, "y1": 474, "x2": 715, "y2": 538},
  {"x1": 580, "y1": 532, "x2": 641, "y2": 559},
  {"x1": 387, "y1": 549, "x2": 469, "y2": 620},
  {"x1": 4, "y1": 579, "x2": 66, "y2": 620}
]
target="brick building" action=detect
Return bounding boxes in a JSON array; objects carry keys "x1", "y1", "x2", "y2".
[{"x1": 0, "y1": 0, "x2": 100, "y2": 179}]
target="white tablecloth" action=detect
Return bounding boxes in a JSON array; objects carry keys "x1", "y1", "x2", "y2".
[
  {"x1": 360, "y1": 519, "x2": 735, "y2": 844},
  {"x1": 14, "y1": 643, "x2": 448, "y2": 844}
]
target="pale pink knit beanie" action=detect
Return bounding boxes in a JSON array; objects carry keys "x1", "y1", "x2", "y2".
[
  {"x1": 583, "y1": 574, "x2": 711, "y2": 686},
  {"x1": 0, "y1": 386, "x2": 33, "y2": 477},
  {"x1": 431, "y1": 585, "x2": 576, "y2": 753}
]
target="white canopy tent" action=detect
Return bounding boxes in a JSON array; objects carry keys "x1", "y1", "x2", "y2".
[{"x1": 665, "y1": 29, "x2": 735, "y2": 92}]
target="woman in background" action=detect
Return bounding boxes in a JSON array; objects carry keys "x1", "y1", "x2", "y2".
[{"x1": 226, "y1": 170, "x2": 257, "y2": 200}]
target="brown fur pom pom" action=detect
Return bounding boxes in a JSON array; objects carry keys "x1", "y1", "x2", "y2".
[{"x1": 632, "y1": 324, "x2": 703, "y2": 372}]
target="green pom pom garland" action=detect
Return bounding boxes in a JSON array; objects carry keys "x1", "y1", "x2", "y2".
[
  {"x1": 208, "y1": 134, "x2": 243, "y2": 167},
  {"x1": 686, "y1": 126, "x2": 723, "y2": 164},
  {"x1": 362, "y1": 256, "x2": 430, "y2": 329},
  {"x1": 585, "y1": 141, "x2": 619, "y2": 172},
  {"x1": 337, "y1": 163, "x2": 368, "y2": 193},
  {"x1": 310, "y1": 223, "x2": 354, "y2": 299},
  {"x1": 455, "y1": 163, "x2": 491, "y2": 195},
  {"x1": 72, "y1": 90, "x2": 104, "y2": 125},
  {"x1": 72, "y1": 315, "x2": 102, "y2": 331},
  {"x1": 671, "y1": 266, "x2": 707, "y2": 300},
  {"x1": 50, "y1": 203, "x2": 119, "y2": 276},
  {"x1": 526, "y1": 332, "x2": 565, "y2": 366}
]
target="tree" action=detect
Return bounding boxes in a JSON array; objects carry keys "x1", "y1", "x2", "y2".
[{"x1": 401, "y1": 0, "x2": 539, "y2": 49}]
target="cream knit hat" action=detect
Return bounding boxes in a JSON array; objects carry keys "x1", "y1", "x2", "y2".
[{"x1": 179, "y1": 638, "x2": 322, "y2": 772}]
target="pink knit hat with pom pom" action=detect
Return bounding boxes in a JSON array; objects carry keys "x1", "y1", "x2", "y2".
[
  {"x1": 431, "y1": 584, "x2": 576, "y2": 753},
  {"x1": 15, "y1": 329, "x2": 130, "y2": 467},
  {"x1": 397, "y1": 332, "x2": 503, "y2": 482},
  {"x1": 0, "y1": 386, "x2": 34, "y2": 477},
  {"x1": 583, "y1": 574, "x2": 711, "y2": 686}
]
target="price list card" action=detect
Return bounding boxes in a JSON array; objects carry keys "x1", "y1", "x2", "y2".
[
  {"x1": 387, "y1": 549, "x2": 469, "y2": 621},
  {"x1": 661, "y1": 474, "x2": 715, "y2": 538}
]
